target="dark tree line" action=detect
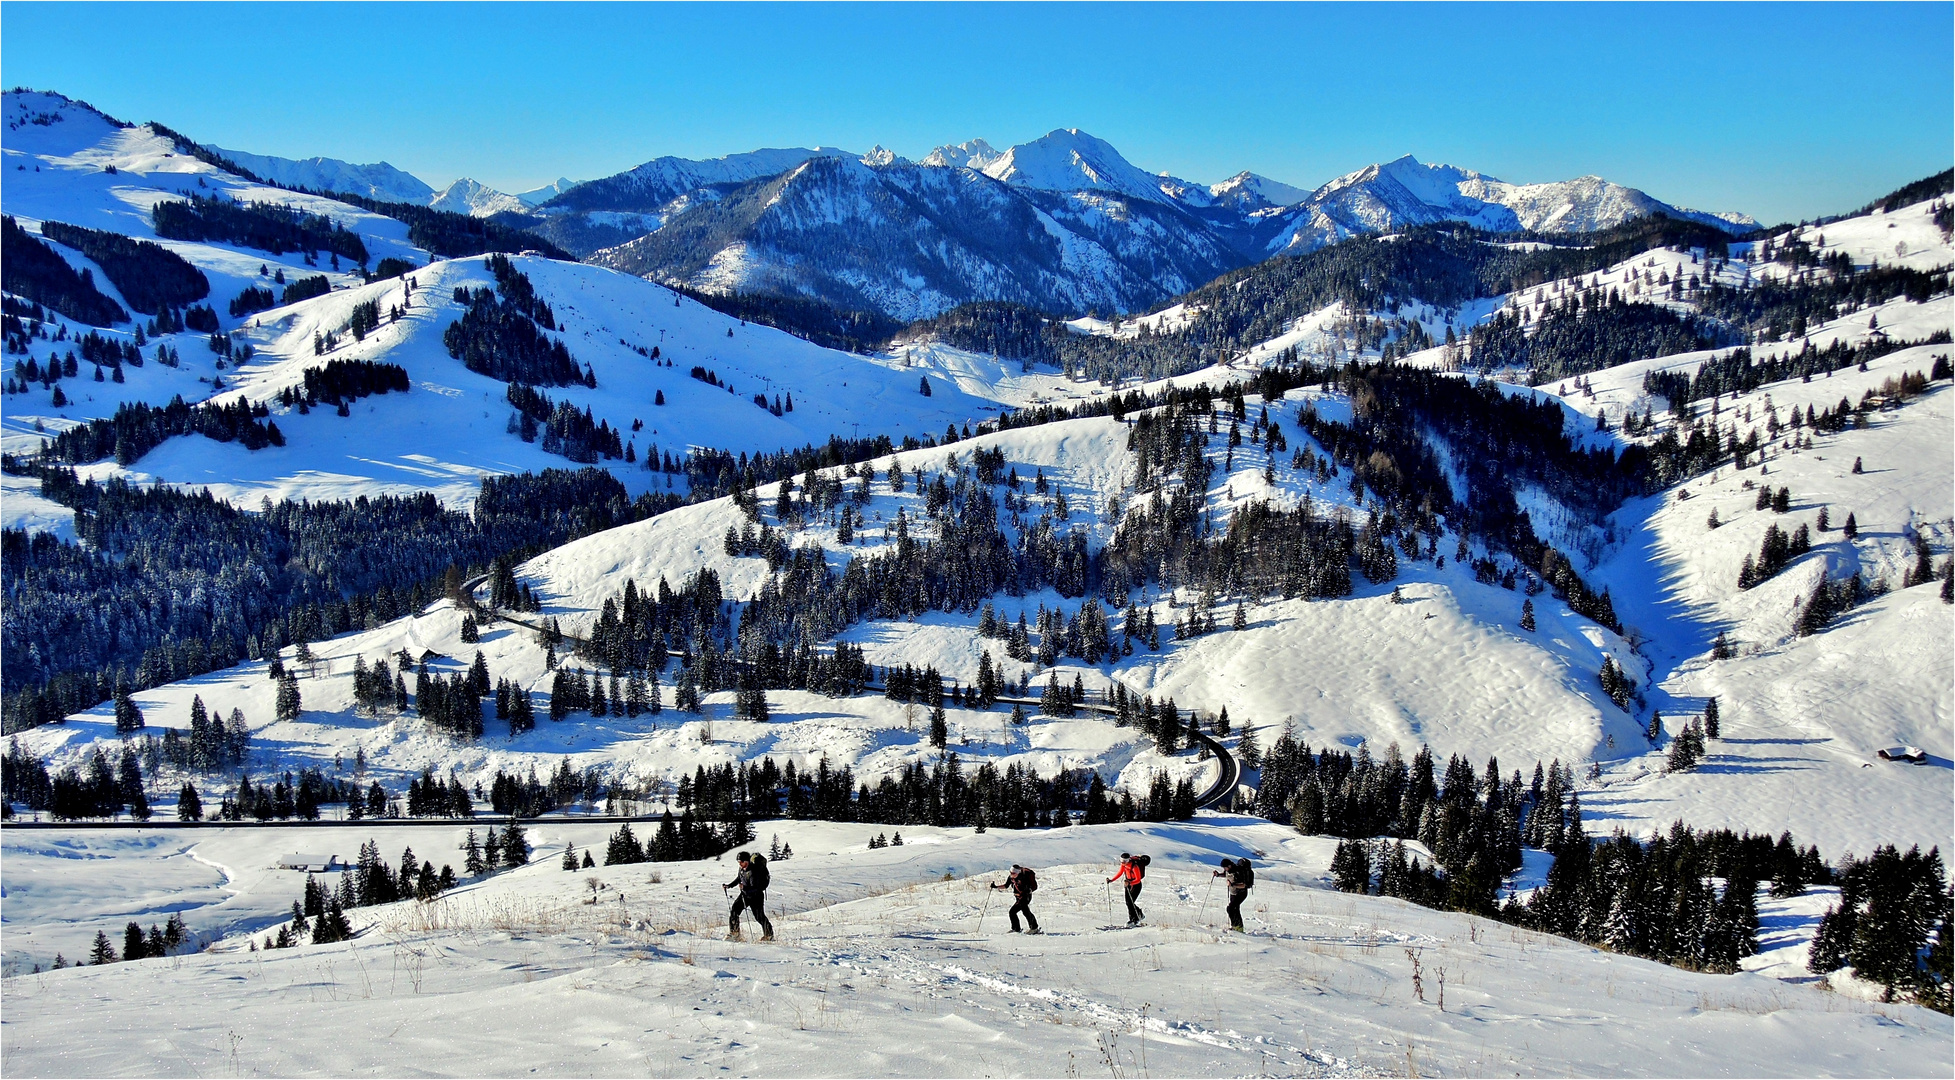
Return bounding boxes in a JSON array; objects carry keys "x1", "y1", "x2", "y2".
[
  {"x1": 1642, "y1": 335, "x2": 1946, "y2": 413},
  {"x1": 274, "y1": 358, "x2": 410, "y2": 413},
  {"x1": 281, "y1": 274, "x2": 331, "y2": 305},
  {"x1": 505, "y1": 383, "x2": 627, "y2": 463},
  {"x1": 37, "y1": 394, "x2": 284, "y2": 466},
  {"x1": 151, "y1": 193, "x2": 368, "y2": 264},
  {"x1": 1266, "y1": 734, "x2": 1862, "y2": 978},
  {"x1": 1467, "y1": 294, "x2": 1727, "y2": 381},
  {"x1": 2, "y1": 216, "x2": 128, "y2": 325},
  {"x1": 38, "y1": 219, "x2": 209, "y2": 315},
  {"x1": 443, "y1": 260, "x2": 587, "y2": 387},
  {"x1": 0, "y1": 467, "x2": 667, "y2": 731},
  {"x1": 669, "y1": 284, "x2": 903, "y2": 354}
]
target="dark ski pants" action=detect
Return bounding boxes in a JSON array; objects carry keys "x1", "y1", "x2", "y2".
[
  {"x1": 1123, "y1": 883, "x2": 1144, "y2": 924},
  {"x1": 1008, "y1": 895, "x2": 1039, "y2": 933},
  {"x1": 1226, "y1": 888, "x2": 1247, "y2": 930},
  {"x1": 730, "y1": 889, "x2": 772, "y2": 937}
]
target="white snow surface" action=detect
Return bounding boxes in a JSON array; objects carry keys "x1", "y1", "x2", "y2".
[{"x1": 3, "y1": 817, "x2": 1947, "y2": 1078}]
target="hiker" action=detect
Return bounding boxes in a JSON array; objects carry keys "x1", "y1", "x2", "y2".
[
  {"x1": 991, "y1": 864, "x2": 1041, "y2": 934},
  {"x1": 1213, "y1": 857, "x2": 1254, "y2": 932},
  {"x1": 1108, "y1": 852, "x2": 1149, "y2": 926},
  {"x1": 723, "y1": 850, "x2": 773, "y2": 940}
]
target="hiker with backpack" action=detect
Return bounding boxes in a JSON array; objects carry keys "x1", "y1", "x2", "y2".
[
  {"x1": 1213, "y1": 857, "x2": 1254, "y2": 932},
  {"x1": 1108, "y1": 853, "x2": 1149, "y2": 926},
  {"x1": 723, "y1": 850, "x2": 773, "y2": 940},
  {"x1": 990, "y1": 864, "x2": 1041, "y2": 934}
]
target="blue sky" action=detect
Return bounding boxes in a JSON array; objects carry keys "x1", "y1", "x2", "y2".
[{"x1": 4, "y1": 2, "x2": 1948, "y2": 222}]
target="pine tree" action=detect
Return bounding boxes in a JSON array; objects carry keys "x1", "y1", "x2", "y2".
[
  {"x1": 1238, "y1": 725, "x2": 1262, "y2": 768},
  {"x1": 177, "y1": 782, "x2": 202, "y2": 820},
  {"x1": 928, "y1": 706, "x2": 949, "y2": 748},
  {"x1": 123, "y1": 921, "x2": 148, "y2": 962},
  {"x1": 1647, "y1": 709, "x2": 1663, "y2": 743},
  {"x1": 113, "y1": 681, "x2": 145, "y2": 734},
  {"x1": 275, "y1": 673, "x2": 302, "y2": 721},
  {"x1": 1703, "y1": 697, "x2": 1720, "y2": 739},
  {"x1": 501, "y1": 820, "x2": 530, "y2": 865},
  {"x1": 89, "y1": 930, "x2": 117, "y2": 965},
  {"x1": 562, "y1": 842, "x2": 579, "y2": 870},
  {"x1": 1520, "y1": 599, "x2": 1536, "y2": 632},
  {"x1": 1330, "y1": 839, "x2": 1371, "y2": 893}
]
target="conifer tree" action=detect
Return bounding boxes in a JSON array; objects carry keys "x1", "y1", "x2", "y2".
[
  {"x1": 928, "y1": 705, "x2": 949, "y2": 748},
  {"x1": 89, "y1": 930, "x2": 116, "y2": 965},
  {"x1": 1520, "y1": 599, "x2": 1536, "y2": 632},
  {"x1": 1703, "y1": 697, "x2": 1720, "y2": 739},
  {"x1": 177, "y1": 782, "x2": 202, "y2": 820}
]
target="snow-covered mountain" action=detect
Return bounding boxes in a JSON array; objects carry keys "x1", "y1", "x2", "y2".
[
  {"x1": 537, "y1": 146, "x2": 857, "y2": 217},
  {"x1": 585, "y1": 151, "x2": 1243, "y2": 322},
  {"x1": 919, "y1": 137, "x2": 1003, "y2": 170},
  {"x1": 0, "y1": 90, "x2": 1024, "y2": 509},
  {"x1": 515, "y1": 176, "x2": 579, "y2": 206},
  {"x1": 427, "y1": 176, "x2": 529, "y2": 218},
  {"x1": 1207, "y1": 169, "x2": 1312, "y2": 212},
  {"x1": 1265, "y1": 155, "x2": 1756, "y2": 256},
  {"x1": 201, "y1": 143, "x2": 436, "y2": 204}
]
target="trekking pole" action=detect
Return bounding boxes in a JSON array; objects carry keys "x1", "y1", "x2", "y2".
[
  {"x1": 1199, "y1": 877, "x2": 1216, "y2": 925},
  {"x1": 976, "y1": 886, "x2": 994, "y2": 933}
]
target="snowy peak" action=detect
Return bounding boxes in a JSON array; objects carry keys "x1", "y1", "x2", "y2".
[
  {"x1": 920, "y1": 138, "x2": 1003, "y2": 171},
  {"x1": 1270, "y1": 154, "x2": 1755, "y2": 255},
  {"x1": 516, "y1": 177, "x2": 580, "y2": 206},
  {"x1": 859, "y1": 146, "x2": 905, "y2": 168},
  {"x1": 202, "y1": 145, "x2": 436, "y2": 204},
  {"x1": 1207, "y1": 170, "x2": 1311, "y2": 211},
  {"x1": 428, "y1": 177, "x2": 528, "y2": 218},
  {"x1": 540, "y1": 146, "x2": 856, "y2": 215},
  {"x1": 978, "y1": 128, "x2": 1180, "y2": 206}
]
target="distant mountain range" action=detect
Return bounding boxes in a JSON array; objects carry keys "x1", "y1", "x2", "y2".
[{"x1": 206, "y1": 128, "x2": 1756, "y2": 322}]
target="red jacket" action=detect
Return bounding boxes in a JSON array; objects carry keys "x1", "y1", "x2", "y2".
[{"x1": 1109, "y1": 861, "x2": 1144, "y2": 886}]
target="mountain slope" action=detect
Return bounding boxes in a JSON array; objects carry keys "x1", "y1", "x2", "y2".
[
  {"x1": 588, "y1": 153, "x2": 1243, "y2": 322},
  {"x1": 7, "y1": 816, "x2": 1949, "y2": 1077},
  {"x1": 202, "y1": 144, "x2": 436, "y2": 204},
  {"x1": 1266, "y1": 155, "x2": 1755, "y2": 256}
]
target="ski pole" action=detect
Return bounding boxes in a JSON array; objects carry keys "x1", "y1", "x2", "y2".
[
  {"x1": 1200, "y1": 877, "x2": 1216, "y2": 925},
  {"x1": 976, "y1": 886, "x2": 994, "y2": 932}
]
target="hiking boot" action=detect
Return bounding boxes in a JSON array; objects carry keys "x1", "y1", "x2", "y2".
[
  {"x1": 761, "y1": 933, "x2": 774, "y2": 942},
  {"x1": 1025, "y1": 927, "x2": 1042, "y2": 936}
]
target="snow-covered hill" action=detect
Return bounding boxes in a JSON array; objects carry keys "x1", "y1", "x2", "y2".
[
  {"x1": 1, "y1": 89, "x2": 1036, "y2": 508},
  {"x1": 202, "y1": 143, "x2": 436, "y2": 204},
  {"x1": 4, "y1": 817, "x2": 1948, "y2": 1077}
]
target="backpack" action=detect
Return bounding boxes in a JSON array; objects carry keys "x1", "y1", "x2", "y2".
[
  {"x1": 1134, "y1": 854, "x2": 1150, "y2": 875},
  {"x1": 1017, "y1": 868, "x2": 1037, "y2": 894},
  {"x1": 1235, "y1": 859, "x2": 1254, "y2": 889},
  {"x1": 748, "y1": 854, "x2": 770, "y2": 890}
]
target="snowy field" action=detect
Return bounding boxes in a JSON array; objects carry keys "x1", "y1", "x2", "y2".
[{"x1": 4, "y1": 817, "x2": 1948, "y2": 1078}]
